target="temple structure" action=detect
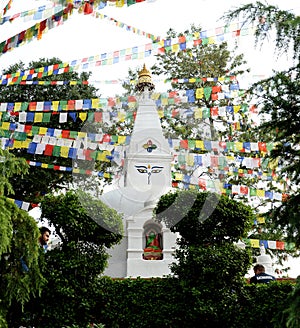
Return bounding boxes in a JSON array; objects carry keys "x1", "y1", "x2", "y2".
[{"x1": 101, "y1": 65, "x2": 177, "y2": 278}]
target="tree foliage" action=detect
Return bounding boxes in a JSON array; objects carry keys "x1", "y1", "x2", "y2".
[
  {"x1": 0, "y1": 58, "x2": 100, "y2": 205},
  {"x1": 223, "y1": 1, "x2": 300, "y2": 325},
  {"x1": 223, "y1": 1, "x2": 300, "y2": 244},
  {"x1": 0, "y1": 149, "x2": 45, "y2": 328},
  {"x1": 154, "y1": 190, "x2": 254, "y2": 287},
  {"x1": 222, "y1": 1, "x2": 300, "y2": 60},
  {"x1": 16, "y1": 190, "x2": 123, "y2": 328}
]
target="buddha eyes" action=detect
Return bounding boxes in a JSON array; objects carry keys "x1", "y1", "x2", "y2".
[{"x1": 135, "y1": 165, "x2": 163, "y2": 174}]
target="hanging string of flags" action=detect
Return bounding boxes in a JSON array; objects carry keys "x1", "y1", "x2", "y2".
[
  {"x1": 0, "y1": 105, "x2": 257, "y2": 126},
  {"x1": 0, "y1": 122, "x2": 276, "y2": 158},
  {"x1": 0, "y1": 0, "x2": 159, "y2": 59},
  {"x1": 0, "y1": 18, "x2": 255, "y2": 77},
  {"x1": 0, "y1": 0, "x2": 12, "y2": 17},
  {"x1": 0, "y1": 2, "x2": 64, "y2": 25},
  {"x1": 0, "y1": 70, "x2": 237, "y2": 85},
  {"x1": 242, "y1": 238, "x2": 295, "y2": 251},
  {"x1": 0, "y1": 79, "x2": 89, "y2": 85},
  {"x1": 0, "y1": 87, "x2": 251, "y2": 112},
  {"x1": 26, "y1": 159, "x2": 112, "y2": 178},
  {"x1": 171, "y1": 179, "x2": 286, "y2": 202}
]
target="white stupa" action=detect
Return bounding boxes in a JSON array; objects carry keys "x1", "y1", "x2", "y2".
[{"x1": 101, "y1": 65, "x2": 177, "y2": 278}]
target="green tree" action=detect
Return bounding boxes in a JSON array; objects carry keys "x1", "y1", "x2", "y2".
[
  {"x1": 222, "y1": 1, "x2": 300, "y2": 247},
  {"x1": 154, "y1": 189, "x2": 254, "y2": 327},
  {"x1": 0, "y1": 57, "x2": 102, "y2": 205},
  {"x1": 0, "y1": 148, "x2": 45, "y2": 328},
  {"x1": 223, "y1": 1, "x2": 300, "y2": 326},
  {"x1": 15, "y1": 190, "x2": 123, "y2": 328}
]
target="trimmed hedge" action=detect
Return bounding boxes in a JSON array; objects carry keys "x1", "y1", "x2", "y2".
[
  {"x1": 15, "y1": 277, "x2": 296, "y2": 327},
  {"x1": 90, "y1": 277, "x2": 295, "y2": 328}
]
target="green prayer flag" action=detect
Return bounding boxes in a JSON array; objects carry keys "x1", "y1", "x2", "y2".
[
  {"x1": 52, "y1": 145, "x2": 61, "y2": 157},
  {"x1": 42, "y1": 112, "x2": 51, "y2": 123}
]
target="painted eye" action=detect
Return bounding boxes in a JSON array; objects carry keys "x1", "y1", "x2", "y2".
[
  {"x1": 151, "y1": 167, "x2": 163, "y2": 173},
  {"x1": 137, "y1": 168, "x2": 148, "y2": 173}
]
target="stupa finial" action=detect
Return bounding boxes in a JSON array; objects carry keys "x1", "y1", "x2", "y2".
[{"x1": 135, "y1": 64, "x2": 155, "y2": 92}]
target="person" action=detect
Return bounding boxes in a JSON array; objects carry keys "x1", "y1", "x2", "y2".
[
  {"x1": 38, "y1": 226, "x2": 51, "y2": 252},
  {"x1": 250, "y1": 264, "x2": 276, "y2": 284}
]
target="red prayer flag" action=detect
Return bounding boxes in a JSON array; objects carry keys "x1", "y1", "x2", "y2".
[{"x1": 44, "y1": 144, "x2": 54, "y2": 156}]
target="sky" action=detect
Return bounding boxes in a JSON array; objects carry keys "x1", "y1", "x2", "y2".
[
  {"x1": 1, "y1": 0, "x2": 300, "y2": 277},
  {"x1": 0, "y1": 0, "x2": 299, "y2": 96}
]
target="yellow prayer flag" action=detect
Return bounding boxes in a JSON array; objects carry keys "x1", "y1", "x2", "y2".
[
  {"x1": 208, "y1": 37, "x2": 215, "y2": 44},
  {"x1": 196, "y1": 88, "x2": 204, "y2": 99},
  {"x1": 194, "y1": 32, "x2": 200, "y2": 39},
  {"x1": 118, "y1": 112, "x2": 126, "y2": 122},
  {"x1": 233, "y1": 105, "x2": 241, "y2": 113},
  {"x1": 92, "y1": 98, "x2": 100, "y2": 109},
  {"x1": 118, "y1": 135, "x2": 126, "y2": 145},
  {"x1": 171, "y1": 44, "x2": 180, "y2": 53},
  {"x1": 41, "y1": 163, "x2": 48, "y2": 168},
  {"x1": 250, "y1": 239, "x2": 260, "y2": 248},
  {"x1": 186, "y1": 154, "x2": 194, "y2": 166},
  {"x1": 60, "y1": 146, "x2": 69, "y2": 158},
  {"x1": 104, "y1": 172, "x2": 111, "y2": 179},
  {"x1": 194, "y1": 108, "x2": 202, "y2": 119},
  {"x1": 257, "y1": 216, "x2": 265, "y2": 224},
  {"x1": 257, "y1": 189, "x2": 265, "y2": 197},
  {"x1": 116, "y1": 0, "x2": 125, "y2": 7},
  {"x1": 77, "y1": 132, "x2": 86, "y2": 139},
  {"x1": 21, "y1": 140, "x2": 30, "y2": 149},
  {"x1": 1, "y1": 122, "x2": 10, "y2": 130},
  {"x1": 73, "y1": 168, "x2": 80, "y2": 174},
  {"x1": 161, "y1": 98, "x2": 169, "y2": 105},
  {"x1": 97, "y1": 151, "x2": 108, "y2": 162},
  {"x1": 189, "y1": 78, "x2": 196, "y2": 83},
  {"x1": 79, "y1": 112, "x2": 87, "y2": 121},
  {"x1": 269, "y1": 158, "x2": 278, "y2": 169},
  {"x1": 34, "y1": 113, "x2": 43, "y2": 123},
  {"x1": 174, "y1": 173, "x2": 183, "y2": 181},
  {"x1": 14, "y1": 102, "x2": 22, "y2": 112},
  {"x1": 195, "y1": 140, "x2": 204, "y2": 150},
  {"x1": 157, "y1": 110, "x2": 164, "y2": 118},
  {"x1": 39, "y1": 127, "x2": 47, "y2": 135},
  {"x1": 234, "y1": 142, "x2": 243, "y2": 151},
  {"x1": 152, "y1": 93, "x2": 161, "y2": 100},
  {"x1": 226, "y1": 155, "x2": 235, "y2": 161},
  {"x1": 12, "y1": 140, "x2": 22, "y2": 149},
  {"x1": 52, "y1": 101, "x2": 59, "y2": 111}
]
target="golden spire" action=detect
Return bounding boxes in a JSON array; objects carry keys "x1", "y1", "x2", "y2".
[{"x1": 135, "y1": 64, "x2": 155, "y2": 92}]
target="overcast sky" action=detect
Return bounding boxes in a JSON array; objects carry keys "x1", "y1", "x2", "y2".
[{"x1": 0, "y1": 0, "x2": 299, "y2": 95}]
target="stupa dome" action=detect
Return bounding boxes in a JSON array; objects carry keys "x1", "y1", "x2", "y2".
[{"x1": 135, "y1": 64, "x2": 155, "y2": 92}]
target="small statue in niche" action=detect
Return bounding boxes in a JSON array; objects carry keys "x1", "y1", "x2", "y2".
[{"x1": 143, "y1": 231, "x2": 162, "y2": 260}]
